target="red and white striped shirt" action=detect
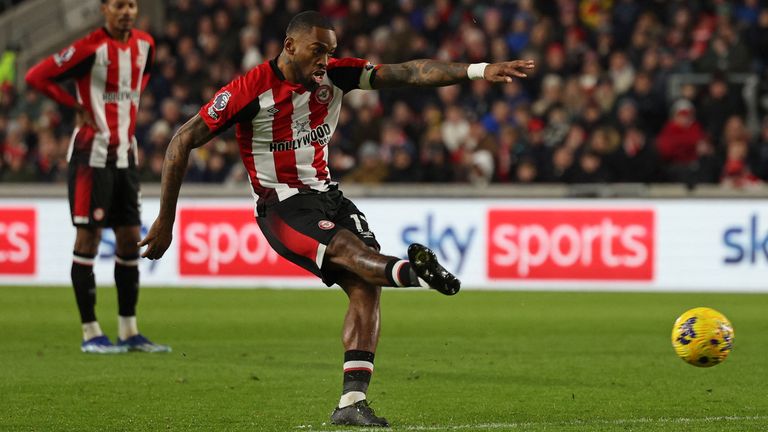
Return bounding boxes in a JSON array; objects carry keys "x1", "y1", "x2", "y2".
[
  {"x1": 200, "y1": 58, "x2": 379, "y2": 213},
  {"x1": 26, "y1": 27, "x2": 154, "y2": 168}
]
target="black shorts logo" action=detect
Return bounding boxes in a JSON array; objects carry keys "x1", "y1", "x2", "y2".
[
  {"x1": 93, "y1": 208, "x2": 105, "y2": 222},
  {"x1": 318, "y1": 220, "x2": 335, "y2": 230}
]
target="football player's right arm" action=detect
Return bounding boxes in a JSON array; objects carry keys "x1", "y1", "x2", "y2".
[
  {"x1": 25, "y1": 40, "x2": 95, "y2": 125},
  {"x1": 140, "y1": 71, "x2": 260, "y2": 259},
  {"x1": 139, "y1": 114, "x2": 214, "y2": 259}
]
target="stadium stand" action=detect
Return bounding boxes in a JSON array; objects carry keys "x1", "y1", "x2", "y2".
[{"x1": 2, "y1": 0, "x2": 768, "y2": 188}]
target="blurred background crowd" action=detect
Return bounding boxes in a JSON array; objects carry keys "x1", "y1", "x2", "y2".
[{"x1": 2, "y1": 0, "x2": 768, "y2": 187}]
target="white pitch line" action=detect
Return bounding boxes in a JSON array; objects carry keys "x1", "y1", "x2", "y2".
[{"x1": 300, "y1": 415, "x2": 768, "y2": 431}]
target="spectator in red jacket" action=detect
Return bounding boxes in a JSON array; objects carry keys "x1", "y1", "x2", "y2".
[{"x1": 657, "y1": 99, "x2": 706, "y2": 165}]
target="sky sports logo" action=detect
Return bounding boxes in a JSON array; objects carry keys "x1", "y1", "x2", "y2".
[
  {"x1": 487, "y1": 209, "x2": 654, "y2": 280},
  {"x1": 722, "y1": 214, "x2": 768, "y2": 264}
]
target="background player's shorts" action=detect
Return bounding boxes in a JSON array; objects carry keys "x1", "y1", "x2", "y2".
[
  {"x1": 67, "y1": 162, "x2": 141, "y2": 228},
  {"x1": 257, "y1": 187, "x2": 380, "y2": 286}
]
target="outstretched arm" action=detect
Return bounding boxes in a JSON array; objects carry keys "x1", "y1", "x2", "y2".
[
  {"x1": 138, "y1": 114, "x2": 214, "y2": 259},
  {"x1": 372, "y1": 59, "x2": 535, "y2": 88}
]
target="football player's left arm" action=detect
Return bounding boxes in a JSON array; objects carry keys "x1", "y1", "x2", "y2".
[{"x1": 371, "y1": 59, "x2": 535, "y2": 88}]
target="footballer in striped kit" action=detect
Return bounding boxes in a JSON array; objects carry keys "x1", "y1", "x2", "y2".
[
  {"x1": 26, "y1": 0, "x2": 169, "y2": 354},
  {"x1": 141, "y1": 10, "x2": 533, "y2": 427}
]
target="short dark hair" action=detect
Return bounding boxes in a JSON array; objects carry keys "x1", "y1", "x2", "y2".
[{"x1": 286, "y1": 11, "x2": 334, "y2": 36}]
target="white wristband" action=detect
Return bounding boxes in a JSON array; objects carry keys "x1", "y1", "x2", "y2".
[{"x1": 467, "y1": 62, "x2": 489, "y2": 80}]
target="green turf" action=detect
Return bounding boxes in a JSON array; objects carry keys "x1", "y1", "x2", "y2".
[{"x1": 0, "y1": 287, "x2": 766, "y2": 431}]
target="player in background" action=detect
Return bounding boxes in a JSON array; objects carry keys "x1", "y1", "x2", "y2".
[
  {"x1": 25, "y1": 0, "x2": 170, "y2": 354},
  {"x1": 139, "y1": 11, "x2": 533, "y2": 426}
]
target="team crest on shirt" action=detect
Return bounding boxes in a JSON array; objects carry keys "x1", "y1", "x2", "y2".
[
  {"x1": 207, "y1": 91, "x2": 231, "y2": 120},
  {"x1": 313, "y1": 85, "x2": 333, "y2": 104},
  {"x1": 318, "y1": 220, "x2": 335, "y2": 230},
  {"x1": 53, "y1": 46, "x2": 75, "y2": 67}
]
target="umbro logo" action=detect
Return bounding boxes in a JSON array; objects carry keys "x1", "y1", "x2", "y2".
[{"x1": 267, "y1": 107, "x2": 279, "y2": 116}]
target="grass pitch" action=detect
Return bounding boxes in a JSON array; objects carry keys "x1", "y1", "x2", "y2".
[{"x1": 1, "y1": 287, "x2": 767, "y2": 431}]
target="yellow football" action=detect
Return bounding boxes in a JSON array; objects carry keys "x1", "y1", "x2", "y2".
[{"x1": 671, "y1": 307, "x2": 734, "y2": 367}]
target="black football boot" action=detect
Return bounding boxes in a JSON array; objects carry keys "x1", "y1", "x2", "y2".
[
  {"x1": 330, "y1": 400, "x2": 390, "y2": 427},
  {"x1": 407, "y1": 243, "x2": 461, "y2": 296}
]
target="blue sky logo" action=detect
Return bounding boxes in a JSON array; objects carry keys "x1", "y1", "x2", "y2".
[
  {"x1": 723, "y1": 214, "x2": 768, "y2": 264},
  {"x1": 99, "y1": 224, "x2": 158, "y2": 272},
  {"x1": 401, "y1": 213, "x2": 476, "y2": 274}
]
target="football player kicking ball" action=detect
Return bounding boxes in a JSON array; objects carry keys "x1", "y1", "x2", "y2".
[
  {"x1": 139, "y1": 11, "x2": 533, "y2": 427},
  {"x1": 25, "y1": 0, "x2": 170, "y2": 354}
]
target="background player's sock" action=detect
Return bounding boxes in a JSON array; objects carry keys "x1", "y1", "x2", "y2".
[
  {"x1": 81, "y1": 321, "x2": 103, "y2": 341},
  {"x1": 72, "y1": 252, "x2": 97, "y2": 324},
  {"x1": 338, "y1": 350, "x2": 375, "y2": 408},
  {"x1": 384, "y1": 258, "x2": 420, "y2": 287},
  {"x1": 115, "y1": 254, "x2": 139, "y2": 318},
  {"x1": 118, "y1": 315, "x2": 139, "y2": 340}
]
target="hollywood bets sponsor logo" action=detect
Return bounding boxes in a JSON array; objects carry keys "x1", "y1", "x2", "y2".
[
  {"x1": 488, "y1": 209, "x2": 654, "y2": 280},
  {"x1": 179, "y1": 208, "x2": 309, "y2": 277},
  {"x1": 269, "y1": 123, "x2": 332, "y2": 152},
  {"x1": 0, "y1": 208, "x2": 36, "y2": 275}
]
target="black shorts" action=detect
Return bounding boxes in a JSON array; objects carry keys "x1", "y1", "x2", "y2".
[
  {"x1": 67, "y1": 162, "x2": 141, "y2": 228},
  {"x1": 257, "y1": 187, "x2": 380, "y2": 286}
]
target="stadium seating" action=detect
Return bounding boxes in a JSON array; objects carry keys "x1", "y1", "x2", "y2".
[{"x1": 2, "y1": 0, "x2": 768, "y2": 187}]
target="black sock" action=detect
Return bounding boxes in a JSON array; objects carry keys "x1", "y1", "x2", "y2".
[
  {"x1": 342, "y1": 350, "x2": 375, "y2": 403},
  {"x1": 71, "y1": 252, "x2": 97, "y2": 323},
  {"x1": 115, "y1": 254, "x2": 139, "y2": 317},
  {"x1": 384, "y1": 258, "x2": 419, "y2": 287}
]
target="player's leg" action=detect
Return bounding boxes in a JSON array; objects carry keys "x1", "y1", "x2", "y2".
[
  {"x1": 72, "y1": 226, "x2": 102, "y2": 338},
  {"x1": 68, "y1": 163, "x2": 124, "y2": 353},
  {"x1": 330, "y1": 271, "x2": 389, "y2": 427},
  {"x1": 113, "y1": 225, "x2": 140, "y2": 329},
  {"x1": 326, "y1": 193, "x2": 460, "y2": 295},
  {"x1": 111, "y1": 168, "x2": 170, "y2": 353},
  {"x1": 325, "y1": 229, "x2": 460, "y2": 295},
  {"x1": 258, "y1": 191, "x2": 459, "y2": 294}
]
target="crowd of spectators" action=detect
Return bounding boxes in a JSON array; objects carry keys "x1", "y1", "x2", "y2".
[{"x1": 3, "y1": 0, "x2": 768, "y2": 187}]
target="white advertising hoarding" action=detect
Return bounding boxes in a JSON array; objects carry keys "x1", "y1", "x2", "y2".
[{"x1": 1, "y1": 197, "x2": 767, "y2": 291}]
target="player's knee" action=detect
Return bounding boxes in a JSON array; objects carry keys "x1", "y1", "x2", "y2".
[
  {"x1": 327, "y1": 230, "x2": 373, "y2": 263},
  {"x1": 74, "y1": 228, "x2": 101, "y2": 255},
  {"x1": 114, "y1": 227, "x2": 141, "y2": 256}
]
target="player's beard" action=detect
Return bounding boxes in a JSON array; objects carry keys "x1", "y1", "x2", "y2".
[
  {"x1": 290, "y1": 61, "x2": 318, "y2": 91},
  {"x1": 304, "y1": 78, "x2": 319, "y2": 91}
]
